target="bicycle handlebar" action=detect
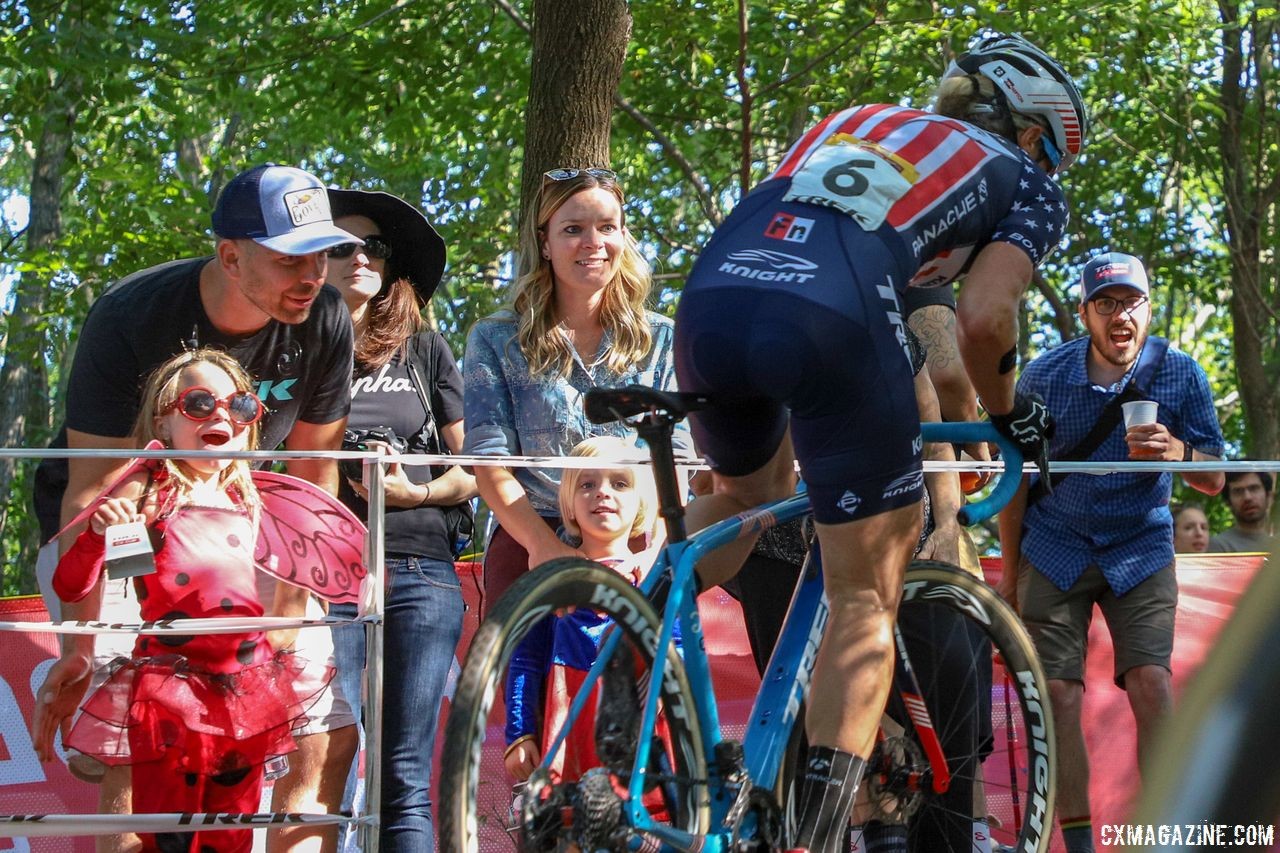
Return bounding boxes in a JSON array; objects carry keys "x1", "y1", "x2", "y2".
[{"x1": 919, "y1": 422, "x2": 1023, "y2": 526}]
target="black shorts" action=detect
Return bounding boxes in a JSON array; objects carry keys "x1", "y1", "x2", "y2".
[{"x1": 674, "y1": 181, "x2": 924, "y2": 525}]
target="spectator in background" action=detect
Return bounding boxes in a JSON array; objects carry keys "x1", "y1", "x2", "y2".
[
  {"x1": 1208, "y1": 471, "x2": 1275, "y2": 553},
  {"x1": 1172, "y1": 504, "x2": 1210, "y2": 553},
  {"x1": 998, "y1": 252, "x2": 1224, "y2": 853},
  {"x1": 325, "y1": 187, "x2": 475, "y2": 852},
  {"x1": 463, "y1": 168, "x2": 687, "y2": 615},
  {"x1": 31, "y1": 164, "x2": 359, "y2": 853}
]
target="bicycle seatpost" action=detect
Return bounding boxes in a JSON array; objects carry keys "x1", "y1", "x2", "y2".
[{"x1": 632, "y1": 415, "x2": 688, "y2": 544}]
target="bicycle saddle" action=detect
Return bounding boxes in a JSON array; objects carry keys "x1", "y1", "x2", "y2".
[{"x1": 584, "y1": 385, "x2": 713, "y2": 424}]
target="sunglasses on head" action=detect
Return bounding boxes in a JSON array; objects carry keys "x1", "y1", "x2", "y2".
[
  {"x1": 166, "y1": 386, "x2": 264, "y2": 426},
  {"x1": 326, "y1": 235, "x2": 393, "y2": 260},
  {"x1": 544, "y1": 168, "x2": 617, "y2": 183}
]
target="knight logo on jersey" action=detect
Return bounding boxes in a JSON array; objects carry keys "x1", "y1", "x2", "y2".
[{"x1": 764, "y1": 212, "x2": 815, "y2": 243}]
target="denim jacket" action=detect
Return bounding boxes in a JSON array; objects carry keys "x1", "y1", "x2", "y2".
[{"x1": 463, "y1": 309, "x2": 690, "y2": 515}]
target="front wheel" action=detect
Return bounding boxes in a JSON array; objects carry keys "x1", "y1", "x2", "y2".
[{"x1": 438, "y1": 558, "x2": 710, "y2": 852}]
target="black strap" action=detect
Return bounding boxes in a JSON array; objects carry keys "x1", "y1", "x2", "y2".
[
  {"x1": 1026, "y1": 336, "x2": 1169, "y2": 506},
  {"x1": 405, "y1": 333, "x2": 443, "y2": 455}
]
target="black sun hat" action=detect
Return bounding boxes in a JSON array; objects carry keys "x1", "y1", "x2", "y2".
[{"x1": 327, "y1": 188, "x2": 446, "y2": 304}]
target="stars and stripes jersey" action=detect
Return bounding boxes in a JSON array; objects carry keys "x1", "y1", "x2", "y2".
[{"x1": 768, "y1": 104, "x2": 1068, "y2": 289}]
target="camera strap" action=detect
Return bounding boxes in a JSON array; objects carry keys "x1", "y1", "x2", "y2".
[
  {"x1": 1024, "y1": 335, "x2": 1169, "y2": 508},
  {"x1": 405, "y1": 333, "x2": 443, "y2": 454}
]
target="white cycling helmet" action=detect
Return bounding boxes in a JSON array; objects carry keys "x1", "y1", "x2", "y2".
[{"x1": 945, "y1": 32, "x2": 1088, "y2": 171}]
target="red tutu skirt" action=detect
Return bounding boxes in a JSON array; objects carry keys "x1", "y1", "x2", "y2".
[{"x1": 68, "y1": 651, "x2": 330, "y2": 776}]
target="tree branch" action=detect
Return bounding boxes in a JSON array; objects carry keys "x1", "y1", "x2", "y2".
[
  {"x1": 1032, "y1": 268, "x2": 1076, "y2": 342},
  {"x1": 0, "y1": 225, "x2": 29, "y2": 257},
  {"x1": 735, "y1": 0, "x2": 753, "y2": 194},
  {"x1": 491, "y1": 0, "x2": 532, "y2": 34},
  {"x1": 613, "y1": 97, "x2": 721, "y2": 225},
  {"x1": 757, "y1": 17, "x2": 878, "y2": 97}
]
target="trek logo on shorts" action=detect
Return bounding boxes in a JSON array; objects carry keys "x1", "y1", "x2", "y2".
[
  {"x1": 764, "y1": 212, "x2": 816, "y2": 243},
  {"x1": 719, "y1": 249, "x2": 818, "y2": 284},
  {"x1": 837, "y1": 490, "x2": 862, "y2": 515},
  {"x1": 876, "y1": 278, "x2": 911, "y2": 365}
]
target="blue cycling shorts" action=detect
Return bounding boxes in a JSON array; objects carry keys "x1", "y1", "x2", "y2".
[{"x1": 674, "y1": 180, "x2": 924, "y2": 524}]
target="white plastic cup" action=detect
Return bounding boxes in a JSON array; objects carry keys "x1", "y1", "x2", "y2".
[{"x1": 1122, "y1": 400, "x2": 1158, "y2": 428}]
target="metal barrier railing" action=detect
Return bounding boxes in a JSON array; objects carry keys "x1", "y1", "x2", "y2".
[{"x1": 0, "y1": 446, "x2": 1270, "y2": 850}]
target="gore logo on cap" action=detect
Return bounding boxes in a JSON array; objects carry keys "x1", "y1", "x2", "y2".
[{"x1": 284, "y1": 189, "x2": 328, "y2": 226}]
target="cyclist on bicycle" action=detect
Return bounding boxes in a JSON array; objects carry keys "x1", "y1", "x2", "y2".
[{"x1": 673, "y1": 32, "x2": 1085, "y2": 853}]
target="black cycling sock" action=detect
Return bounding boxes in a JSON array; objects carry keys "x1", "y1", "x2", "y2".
[
  {"x1": 859, "y1": 821, "x2": 907, "y2": 852},
  {"x1": 792, "y1": 746, "x2": 866, "y2": 853},
  {"x1": 1061, "y1": 817, "x2": 1094, "y2": 853}
]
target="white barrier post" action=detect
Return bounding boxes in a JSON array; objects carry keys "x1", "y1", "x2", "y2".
[{"x1": 358, "y1": 456, "x2": 387, "y2": 853}]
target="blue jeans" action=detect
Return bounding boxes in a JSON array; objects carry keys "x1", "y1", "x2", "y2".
[{"x1": 330, "y1": 555, "x2": 465, "y2": 852}]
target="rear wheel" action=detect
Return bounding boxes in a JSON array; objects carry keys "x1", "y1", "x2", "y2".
[
  {"x1": 438, "y1": 558, "x2": 710, "y2": 852},
  {"x1": 881, "y1": 561, "x2": 1056, "y2": 853}
]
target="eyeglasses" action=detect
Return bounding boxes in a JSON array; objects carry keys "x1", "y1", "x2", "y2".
[
  {"x1": 1040, "y1": 135, "x2": 1063, "y2": 174},
  {"x1": 1091, "y1": 294, "x2": 1149, "y2": 316},
  {"x1": 544, "y1": 168, "x2": 617, "y2": 183},
  {"x1": 165, "y1": 386, "x2": 264, "y2": 426},
  {"x1": 326, "y1": 236, "x2": 393, "y2": 260}
]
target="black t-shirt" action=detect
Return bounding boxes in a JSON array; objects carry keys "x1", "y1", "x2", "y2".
[
  {"x1": 35, "y1": 257, "x2": 354, "y2": 539},
  {"x1": 339, "y1": 330, "x2": 465, "y2": 561}
]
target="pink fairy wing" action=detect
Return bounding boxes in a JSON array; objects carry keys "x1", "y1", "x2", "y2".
[
  {"x1": 251, "y1": 471, "x2": 368, "y2": 603},
  {"x1": 48, "y1": 440, "x2": 167, "y2": 544}
]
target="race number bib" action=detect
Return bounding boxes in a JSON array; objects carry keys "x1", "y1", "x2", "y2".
[{"x1": 782, "y1": 134, "x2": 917, "y2": 231}]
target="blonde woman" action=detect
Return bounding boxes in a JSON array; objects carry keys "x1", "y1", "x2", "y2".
[{"x1": 463, "y1": 168, "x2": 687, "y2": 614}]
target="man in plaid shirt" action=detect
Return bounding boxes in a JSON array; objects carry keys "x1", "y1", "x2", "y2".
[{"x1": 997, "y1": 252, "x2": 1224, "y2": 853}]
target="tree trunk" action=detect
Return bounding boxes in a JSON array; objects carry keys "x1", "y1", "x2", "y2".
[
  {"x1": 519, "y1": 0, "x2": 632, "y2": 223},
  {"x1": 0, "y1": 83, "x2": 78, "y2": 589},
  {"x1": 1219, "y1": 0, "x2": 1280, "y2": 459}
]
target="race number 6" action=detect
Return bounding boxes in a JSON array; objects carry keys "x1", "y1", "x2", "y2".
[{"x1": 822, "y1": 158, "x2": 875, "y2": 197}]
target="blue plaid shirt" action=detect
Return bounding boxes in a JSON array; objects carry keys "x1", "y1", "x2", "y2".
[
  {"x1": 1018, "y1": 336, "x2": 1224, "y2": 595},
  {"x1": 462, "y1": 310, "x2": 689, "y2": 515}
]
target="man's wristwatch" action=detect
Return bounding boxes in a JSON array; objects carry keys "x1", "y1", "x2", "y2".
[{"x1": 1182, "y1": 441, "x2": 1194, "y2": 462}]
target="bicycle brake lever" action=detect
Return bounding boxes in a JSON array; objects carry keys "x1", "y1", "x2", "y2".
[{"x1": 1034, "y1": 446, "x2": 1053, "y2": 494}]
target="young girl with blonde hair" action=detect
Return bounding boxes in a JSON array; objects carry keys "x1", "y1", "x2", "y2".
[
  {"x1": 502, "y1": 436, "x2": 663, "y2": 784},
  {"x1": 41, "y1": 348, "x2": 322, "y2": 853}
]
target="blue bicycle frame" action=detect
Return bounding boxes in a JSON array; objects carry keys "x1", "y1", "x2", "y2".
[{"x1": 540, "y1": 422, "x2": 1022, "y2": 852}]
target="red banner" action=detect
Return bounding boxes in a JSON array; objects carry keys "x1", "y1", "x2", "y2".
[
  {"x1": 1, "y1": 554, "x2": 1263, "y2": 851},
  {"x1": 0, "y1": 596, "x2": 94, "y2": 852}
]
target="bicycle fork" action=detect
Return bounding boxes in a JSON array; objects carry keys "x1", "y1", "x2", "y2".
[{"x1": 880, "y1": 622, "x2": 952, "y2": 796}]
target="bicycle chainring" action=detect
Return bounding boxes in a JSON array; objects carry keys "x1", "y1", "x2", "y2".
[{"x1": 728, "y1": 786, "x2": 785, "y2": 852}]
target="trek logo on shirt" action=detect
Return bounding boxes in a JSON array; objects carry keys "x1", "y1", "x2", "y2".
[{"x1": 764, "y1": 212, "x2": 815, "y2": 243}]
